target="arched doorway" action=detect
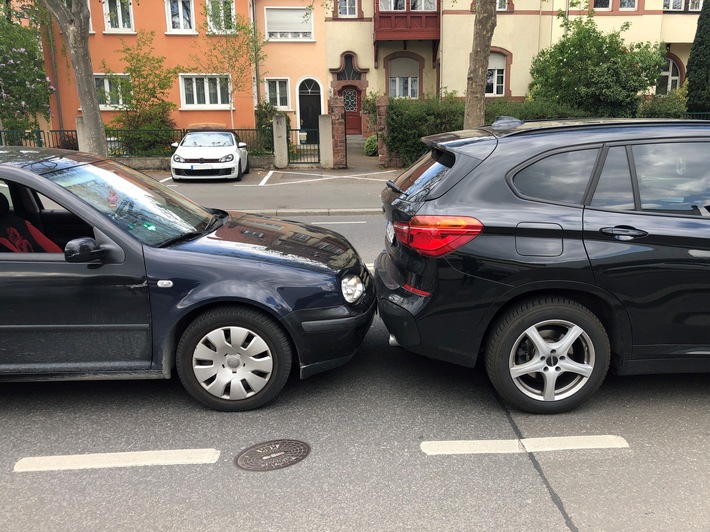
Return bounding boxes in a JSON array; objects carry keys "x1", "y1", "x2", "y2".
[
  {"x1": 298, "y1": 78, "x2": 322, "y2": 144},
  {"x1": 330, "y1": 52, "x2": 369, "y2": 136}
]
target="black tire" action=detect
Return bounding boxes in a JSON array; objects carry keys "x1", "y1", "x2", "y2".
[
  {"x1": 485, "y1": 297, "x2": 610, "y2": 414},
  {"x1": 235, "y1": 162, "x2": 243, "y2": 182},
  {"x1": 243, "y1": 157, "x2": 250, "y2": 175},
  {"x1": 176, "y1": 306, "x2": 293, "y2": 411}
]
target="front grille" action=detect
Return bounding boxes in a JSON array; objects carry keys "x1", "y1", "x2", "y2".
[
  {"x1": 183, "y1": 158, "x2": 220, "y2": 163},
  {"x1": 174, "y1": 168, "x2": 234, "y2": 177}
]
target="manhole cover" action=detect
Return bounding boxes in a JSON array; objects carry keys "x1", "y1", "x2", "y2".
[{"x1": 235, "y1": 440, "x2": 310, "y2": 471}]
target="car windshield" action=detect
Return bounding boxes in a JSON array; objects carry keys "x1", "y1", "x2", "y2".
[
  {"x1": 181, "y1": 132, "x2": 235, "y2": 147},
  {"x1": 43, "y1": 160, "x2": 214, "y2": 246}
]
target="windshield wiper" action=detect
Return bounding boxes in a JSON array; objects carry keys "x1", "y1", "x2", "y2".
[{"x1": 159, "y1": 214, "x2": 224, "y2": 248}]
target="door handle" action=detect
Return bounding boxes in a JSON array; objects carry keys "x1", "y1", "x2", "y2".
[{"x1": 600, "y1": 226, "x2": 648, "y2": 241}]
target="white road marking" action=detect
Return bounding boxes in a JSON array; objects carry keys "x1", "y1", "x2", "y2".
[
  {"x1": 421, "y1": 435, "x2": 629, "y2": 456},
  {"x1": 159, "y1": 177, "x2": 172, "y2": 183},
  {"x1": 258, "y1": 170, "x2": 273, "y2": 186},
  {"x1": 14, "y1": 448, "x2": 220, "y2": 472}
]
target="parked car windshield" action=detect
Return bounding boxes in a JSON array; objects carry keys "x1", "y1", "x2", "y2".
[
  {"x1": 44, "y1": 160, "x2": 214, "y2": 246},
  {"x1": 181, "y1": 131, "x2": 235, "y2": 147}
]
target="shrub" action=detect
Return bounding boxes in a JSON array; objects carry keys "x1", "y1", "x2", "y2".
[
  {"x1": 485, "y1": 98, "x2": 589, "y2": 124},
  {"x1": 638, "y1": 84, "x2": 688, "y2": 118},
  {"x1": 364, "y1": 134, "x2": 378, "y2": 156}
]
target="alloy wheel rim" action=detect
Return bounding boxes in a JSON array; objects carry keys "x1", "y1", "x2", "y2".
[{"x1": 508, "y1": 319, "x2": 595, "y2": 402}]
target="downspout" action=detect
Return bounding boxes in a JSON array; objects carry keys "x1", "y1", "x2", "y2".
[{"x1": 251, "y1": 0, "x2": 261, "y2": 110}]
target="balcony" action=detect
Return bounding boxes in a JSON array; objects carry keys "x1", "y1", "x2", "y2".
[{"x1": 374, "y1": 0, "x2": 441, "y2": 42}]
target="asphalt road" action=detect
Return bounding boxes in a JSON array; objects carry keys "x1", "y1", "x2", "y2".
[{"x1": 1, "y1": 176, "x2": 709, "y2": 531}]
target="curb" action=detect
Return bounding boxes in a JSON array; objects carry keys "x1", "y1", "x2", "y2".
[{"x1": 241, "y1": 208, "x2": 382, "y2": 216}]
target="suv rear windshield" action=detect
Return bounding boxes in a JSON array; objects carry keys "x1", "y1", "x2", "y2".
[{"x1": 390, "y1": 149, "x2": 456, "y2": 203}]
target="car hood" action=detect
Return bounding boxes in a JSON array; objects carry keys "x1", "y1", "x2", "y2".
[
  {"x1": 172, "y1": 212, "x2": 359, "y2": 272},
  {"x1": 175, "y1": 146, "x2": 236, "y2": 158}
]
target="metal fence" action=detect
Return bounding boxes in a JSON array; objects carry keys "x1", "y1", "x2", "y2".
[
  {"x1": 288, "y1": 129, "x2": 320, "y2": 164},
  {"x1": 686, "y1": 112, "x2": 710, "y2": 120},
  {"x1": 0, "y1": 129, "x2": 78, "y2": 150}
]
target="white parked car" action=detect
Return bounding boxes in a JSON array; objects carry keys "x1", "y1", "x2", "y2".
[{"x1": 171, "y1": 130, "x2": 249, "y2": 181}]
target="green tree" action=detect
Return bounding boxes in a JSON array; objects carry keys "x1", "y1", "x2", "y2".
[
  {"x1": 529, "y1": 10, "x2": 665, "y2": 117},
  {"x1": 686, "y1": 0, "x2": 710, "y2": 112},
  {"x1": 0, "y1": 12, "x2": 54, "y2": 131},
  {"x1": 102, "y1": 31, "x2": 181, "y2": 131},
  {"x1": 190, "y1": 3, "x2": 266, "y2": 129},
  {"x1": 39, "y1": 0, "x2": 107, "y2": 155}
]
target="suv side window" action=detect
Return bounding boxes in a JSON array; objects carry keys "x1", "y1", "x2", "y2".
[
  {"x1": 632, "y1": 142, "x2": 710, "y2": 216},
  {"x1": 590, "y1": 147, "x2": 635, "y2": 210},
  {"x1": 513, "y1": 149, "x2": 598, "y2": 205}
]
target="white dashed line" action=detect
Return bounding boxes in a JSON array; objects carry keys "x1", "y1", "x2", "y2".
[
  {"x1": 421, "y1": 435, "x2": 629, "y2": 455},
  {"x1": 14, "y1": 448, "x2": 221, "y2": 472}
]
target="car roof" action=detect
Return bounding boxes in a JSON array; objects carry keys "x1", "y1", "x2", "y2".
[
  {"x1": 422, "y1": 118, "x2": 710, "y2": 158},
  {"x1": 0, "y1": 147, "x2": 104, "y2": 176}
]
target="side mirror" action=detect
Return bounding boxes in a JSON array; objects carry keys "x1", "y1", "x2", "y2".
[
  {"x1": 64, "y1": 237, "x2": 106, "y2": 263},
  {"x1": 238, "y1": 142, "x2": 247, "y2": 149},
  {"x1": 171, "y1": 142, "x2": 179, "y2": 148}
]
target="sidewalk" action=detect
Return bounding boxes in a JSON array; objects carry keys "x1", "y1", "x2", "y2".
[{"x1": 149, "y1": 137, "x2": 404, "y2": 216}]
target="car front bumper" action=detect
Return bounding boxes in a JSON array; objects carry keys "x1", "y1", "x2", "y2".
[
  {"x1": 284, "y1": 297, "x2": 377, "y2": 379},
  {"x1": 171, "y1": 161, "x2": 239, "y2": 179}
]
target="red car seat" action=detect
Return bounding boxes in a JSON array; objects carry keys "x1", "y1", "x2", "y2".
[{"x1": 0, "y1": 194, "x2": 62, "y2": 253}]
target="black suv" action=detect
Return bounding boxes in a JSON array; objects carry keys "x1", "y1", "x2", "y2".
[{"x1": 374, "y1": 118, "x2": 710, "y2": 414}]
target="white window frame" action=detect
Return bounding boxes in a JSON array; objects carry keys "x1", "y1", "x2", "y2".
[
  {"x1": 411, "y1": 0, "x2": 437, "y2": 11},
  {"x1": 103, "y1": 0, "x2": 134, "y2": 33},
  {"x1": 379, "y1": 0, "x2": 406, "y2": 10},
  {"x1": 264, "y1": 7, "x2": 314, "y2": 42},
  {"x1": 592, "y1": 0, "x2": 611, "y2": 9},
  {"x1": 663, "y1": 0, "x2": 684, "y2": 10},
  {"x1": 496, "y1": 0, "x2": 508, "y2": 10},
  {"x1": 179, "y1": 74, "x2": 232, "y2": 109},
  {"x1": 265, "y1": 78, "x2": 290, "y2": 110},
  {"x1": 656, "y1": 58, "x2": 681, "y2": 95},
  {"x1": 94, "y1": 74, "x2": 129, "y2": 110},
  {"x1": 166, "y1": 0, "x2": 197, "y2": 34},
  {"x1": 87, "y1": 0, "x2": 94, "y2": 33},
  {"x1": 389, "y1": 77, "x2": 419, "y2": 99},
  {"x1": 207, "y1": 0, "x2": 236, "y2": 33},
  {"x1": 690, "y1": 0, "x2": 703, "y2": 10},
  {"x1": 619, "y1": 0, "x2": 638, "y2": 9},
  {"x1": 338, "y1": 0, "x2": 358, "y2": 17}
]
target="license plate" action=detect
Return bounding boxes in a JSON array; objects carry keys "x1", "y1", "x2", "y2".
[{"x1": 386, "y1": 221, "x2": 395, "y2": 244}]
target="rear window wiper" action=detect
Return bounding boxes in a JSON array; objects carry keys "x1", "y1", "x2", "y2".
[{"x1": 386, "y1": 180, "x2": 405, "y2": 195}]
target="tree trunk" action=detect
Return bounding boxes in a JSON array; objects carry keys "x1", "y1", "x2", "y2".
[
  {"x1": 39, "y1": 0, "x2": 107, "y2": 156},
  {"x1": 463, "y1": 0, "x2": 497, "y2": 129}
]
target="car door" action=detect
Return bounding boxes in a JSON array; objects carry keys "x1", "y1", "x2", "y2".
[
  {"x1": 583, "y1": 141, "x2": 710, "y2": 360},
  {"x1": 0, "y1": 177, "x2": 152, "y2": 374}
]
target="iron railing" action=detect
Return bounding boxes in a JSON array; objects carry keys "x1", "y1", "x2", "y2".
[
  {"x1": 0, "y1": 129, "x2": 78, "y2": 150},
  {"x1": 288, "y1": 129, "x2": 320, "y2": 164}
]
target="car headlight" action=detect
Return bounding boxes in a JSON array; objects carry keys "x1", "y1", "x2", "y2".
[
  {"x1": 341, "y1": 274, "x2": 364, "y2": 303},
  {"x1": 219, "y1": 154, "x2": 234, "y2": 163},
  {"x1": 173, "y1": 154, "x2": 185, "y2": 163}
]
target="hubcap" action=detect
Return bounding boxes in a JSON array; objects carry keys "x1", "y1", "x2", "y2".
[
  {"x1": 192, "y1": 326, "x2": 273, "y2": 400},
  {"x1": 508, "y1": 319, "x2": 595, "y2": 402}
]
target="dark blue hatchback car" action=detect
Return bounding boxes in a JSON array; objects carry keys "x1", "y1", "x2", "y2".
[{"x1": 0, "y1": 147, "x2": 375, "y2": 410}]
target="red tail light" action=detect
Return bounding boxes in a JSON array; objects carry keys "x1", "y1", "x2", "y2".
[{"x1": 393, "y1": 216, "x2": 483, "y2": 257}]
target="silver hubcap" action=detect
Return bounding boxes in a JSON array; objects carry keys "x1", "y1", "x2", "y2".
[
  {"x1": 192, "y1": 326, "x2": 273, "y2": 400},
  {"x1": 508, "y1": 319, "x2": 595, "y2": 402}
]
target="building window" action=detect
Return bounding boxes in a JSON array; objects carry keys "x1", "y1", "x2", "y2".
[
  {"x1": 167, "y1": 0, "x2": 195, "y2": 32},
  {"x1": 663, "y1": 0, "x2": 684, "y2": 9},
  {"x1": 486, "y1": 53, "x2": 505, "y2": 96},
  {"x1": 592, "y1": 0, "x2": 610, "y2": 8},
  {"x1": 103, "y1": 0, "x2": 133, "y2": 31},
  {"x1": 337, "y1": 55, "x2": 362, "y2": 81},
  {"x1": 690, "y1": 0, "x2": 703, "y2": 10},
  {"x1": 266, "y1": 79, "x2": 289, "y2": 109},
  {"x1": 412, "y1": 0, "x2": 437, "y2": 10},
  {"x1": 338, "y1": 0, "x2": 357, "y2": 16},
  {"x1": 380, "y1": 0, "x2": 406, "y2": 11},
  {"x1": 265, "y1": 8, "x2": 313, "y2": 41},
  {"x1": 180, "y1": 75, "x2": 231, "y2": 108},
  {"x1": 496, "y1": 0, "x2": 508, "y2": 10},
  {"x1": 95, "y1": 75, "x2": 128, "y2": 109},
  {"x1": 207, "y1": 0, "x2": 235, "y2": 33},
  {"x1": 620, "y1": 0, "x2": 637, "y2": 9},
  {"x1": 389, "y1": 57, "x2": 419, "y2": 98},
  {"x1": 656, "y1": 58, "x2": 681, "y2": 95}
]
